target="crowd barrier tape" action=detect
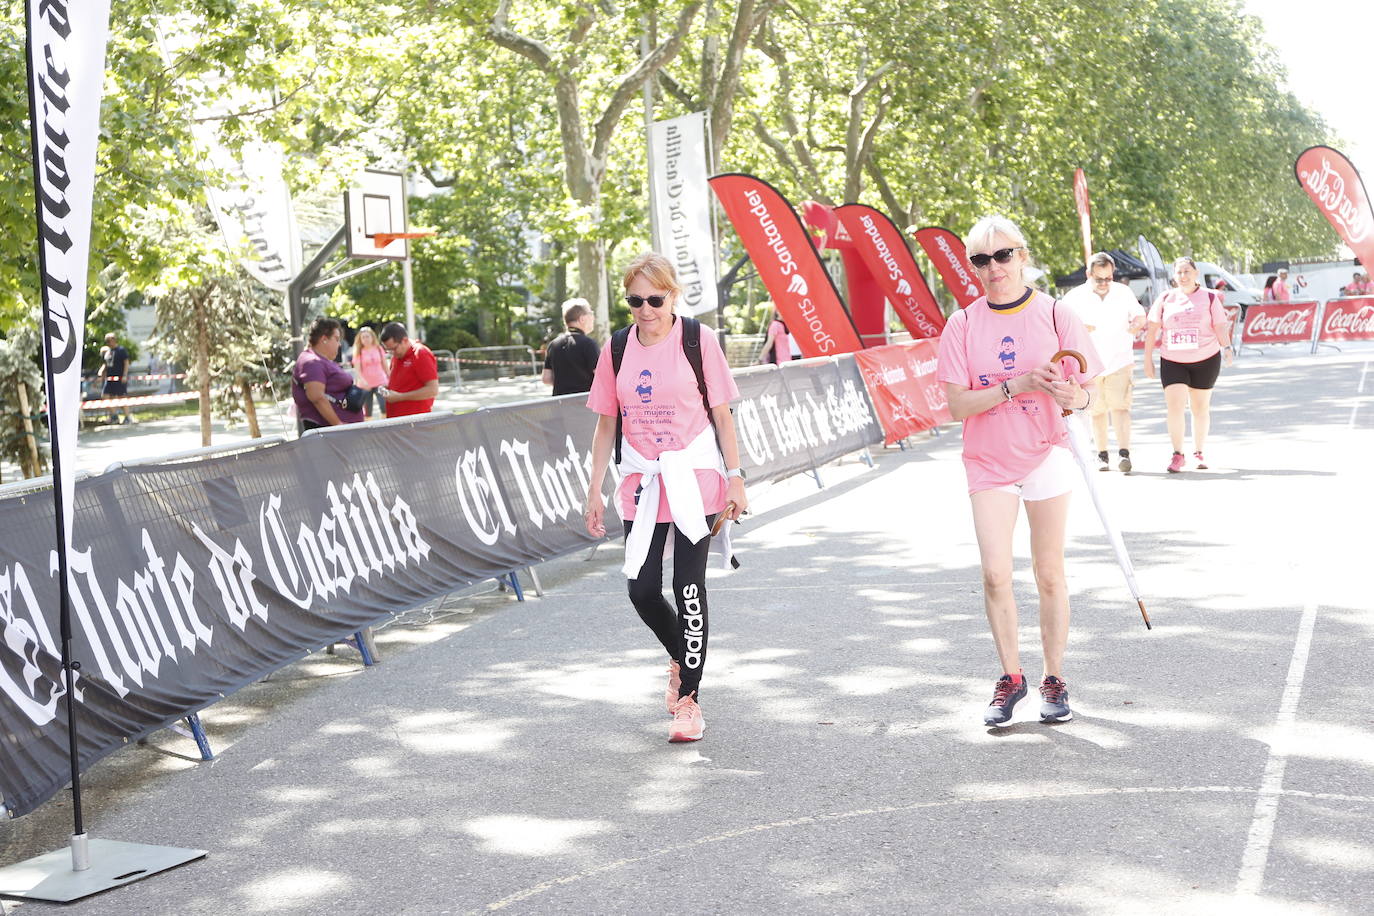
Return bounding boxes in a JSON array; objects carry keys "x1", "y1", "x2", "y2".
[
  {"x1": 0, "y1": 354, "x2": 882, "y2": 819},
  {"x1": 79, "y1": 391, "x2": 200, "y2": 410}
]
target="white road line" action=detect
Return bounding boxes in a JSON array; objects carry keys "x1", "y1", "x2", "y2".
[
  {"x1": 1235, "y1": 598, "x2": 1320, "y2": 897},
  {"x1": 1352, "y1": 359, "x2": 1372, "y2": 428}
]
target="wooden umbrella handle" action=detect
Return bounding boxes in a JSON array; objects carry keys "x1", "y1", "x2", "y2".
[{"x1": 1049, "y1": 349, "x2": 1087, "y2": 417}]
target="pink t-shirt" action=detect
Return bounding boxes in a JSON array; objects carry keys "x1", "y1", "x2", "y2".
[
  {"x1": 937, "y1": 290, "x2": 1101, "y2": 493},
  {"x1": 1273, "y1": 277, "x2": 1291, "y2": 302},
  {"x1": 587, "y1": 317, "x2": 739, "y2": 522},
  {"x1": 355, "y1": 345, "x2": 388, "y2": 387},
  {"x1": 767, "y1": 319, "x2": 791, "y2": 364},
  {"x1": 1147, "y1": 288, "x2": 1227, "y2": 363}
]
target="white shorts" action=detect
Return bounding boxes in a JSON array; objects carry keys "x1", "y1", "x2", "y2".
[{"x1": 986, "y1": 446, "x2": 1077, "y2": 501}]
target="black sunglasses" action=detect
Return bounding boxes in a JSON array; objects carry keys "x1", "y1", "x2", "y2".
[
  {"x1": 625, "y1": 294, "x2": 668, "y2": 309},
  {"x1": 968, "y1": 247, "x2": 1025, "y2": 269}
]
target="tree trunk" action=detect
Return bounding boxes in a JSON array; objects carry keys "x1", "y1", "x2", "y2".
[
  {"x1": 196, "y1": 293, "x2": 212, "y2": 447},
  {"x1": 16, "y1": 381, "x2": 41, "y2": 478},
  {"x1": 242, "y1": 379, "x2": 261, "y2": 438},
  {"x1": 578, "y1": 236, "x2": 610, "y2": 341}
]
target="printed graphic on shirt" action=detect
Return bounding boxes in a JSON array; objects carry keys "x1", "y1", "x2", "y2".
[
  {"x1": 635, "y1": 370, "x2": 654, "y2": 403},
  {"x1": 974, "y1": 334, "x2": 1042, "y2": 419},
  {"x1": 997, "y1": 335, "x2": 1018, "y2": 370}
]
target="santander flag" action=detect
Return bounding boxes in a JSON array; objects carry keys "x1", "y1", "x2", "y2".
[
  {"x1": 835, "y1": 204, "x2": 945, "y2": 339},
  {"x1": 912, "y1": 226, "x2": 983, "y2": 309},
  {"x1": 1073, "y1": 167, "x2": 1092, "y2": 267},
  {"x1": 710, "y1": 174, "x2": 863, "y2": 357},
  {"x1": 1294, "y1": 146, "x2": 1374, "y2": 273}
]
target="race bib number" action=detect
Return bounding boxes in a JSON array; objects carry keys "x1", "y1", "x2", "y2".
[{"x1": 1167, "y1": 327, "x2": 1200, "y2": 349}]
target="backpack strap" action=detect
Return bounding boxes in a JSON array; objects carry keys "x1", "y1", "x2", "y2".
[{"x1": 611, "y1": 326, "x2": 632, "y2": 465}]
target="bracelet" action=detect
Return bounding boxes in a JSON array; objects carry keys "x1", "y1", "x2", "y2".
[
  {"x1": 1000, "y1": 380, "x2": 1013, "y2": 401},
  {"x1": 1079, "y1": 390, "x2": 1092, "y2": 411}
]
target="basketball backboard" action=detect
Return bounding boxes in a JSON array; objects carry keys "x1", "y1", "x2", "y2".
[{"x1": 344, "y1": 169, "x2": 409, "y2": 260}]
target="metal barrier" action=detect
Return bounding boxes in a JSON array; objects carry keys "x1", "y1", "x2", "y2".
[
  {"x1": 451, "y1": 346, "x2": 540, "y2": 389},
  {"x1": 429, "y1": 349, "x2": 457, "y2": 385}
]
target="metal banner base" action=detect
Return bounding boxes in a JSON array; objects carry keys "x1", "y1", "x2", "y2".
[{"x1": 0, "y1": 836, "x2": 206, "y2": 903}]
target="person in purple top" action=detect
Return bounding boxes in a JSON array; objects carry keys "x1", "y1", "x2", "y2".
[{"x1": 292, "y1": 317, "x2": 364, "y2": 432}]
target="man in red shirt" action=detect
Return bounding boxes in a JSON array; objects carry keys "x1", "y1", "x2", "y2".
[{"x1": 379, "y1": 322, "x2": 439, "y2": 417}]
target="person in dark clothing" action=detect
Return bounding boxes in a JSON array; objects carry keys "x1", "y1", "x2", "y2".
[
  {"x1": 99, "y1": 332, "x2": 132, "y2": 424},
  {"x1": 542, "y1": 298, "x2": 601, "y2": 395}
]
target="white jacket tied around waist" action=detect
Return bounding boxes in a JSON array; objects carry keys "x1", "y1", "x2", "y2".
[{"x1": 618, "y1": 425, "x2": 734, "y2": 578}]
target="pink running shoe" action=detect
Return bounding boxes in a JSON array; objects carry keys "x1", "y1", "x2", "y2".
[
  {"x1": 668, "y1": 693, "x2": 704, "y2": 742},
  {"x1": 665, "y1": 660, "x2": 681, "y2": 713},
  {"x1": 1167, "y1": 452, "x2": 1185, "y2": 473},
  {"x1": 1193, "y1": 451, "x2": 1208, "y2": 470}
]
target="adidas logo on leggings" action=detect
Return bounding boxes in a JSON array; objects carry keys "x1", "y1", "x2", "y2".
[{"x1": 682, "y1": 583, "x2": 704, "y2": 669}]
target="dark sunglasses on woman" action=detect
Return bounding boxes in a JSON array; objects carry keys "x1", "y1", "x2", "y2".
[
  {"x1": 625, "y1": 294, "x2": 668, "y2": 309},
  {"x1": 968, "y1": 247, "x2": 1026, "y2": 269}
]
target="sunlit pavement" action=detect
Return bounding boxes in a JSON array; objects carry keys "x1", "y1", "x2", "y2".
[{"x1": 2, "y1": 345, "x2": 1371, "y2": 914}]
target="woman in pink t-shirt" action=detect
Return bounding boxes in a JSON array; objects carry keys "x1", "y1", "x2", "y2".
[
  {"x1": 583, "y1": 252, "x2": 748, "y2": 744},
  {"x1": 758, "y1": 313, "x2": 793, "y2": 365},
  {"x1": 1143, "y1": 257, "x2": 1233, "y2": 473},
  {"x1": 353, "y1": 326, "x2": 389, "y2": 418},
  {"x1": 936, "y1": 216, "x2": 1101, "y2": 729}
]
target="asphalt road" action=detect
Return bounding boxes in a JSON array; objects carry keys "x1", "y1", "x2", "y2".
[{"x1": 2, "y1": 344, "x2": 1371, "y2": 914}]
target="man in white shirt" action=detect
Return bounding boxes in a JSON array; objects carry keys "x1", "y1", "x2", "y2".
[{"x1": 1063, "y1": 252, "x2": 1147, "y2": 472}]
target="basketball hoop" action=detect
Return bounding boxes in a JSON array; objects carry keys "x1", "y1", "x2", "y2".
[{"x1": 373, "y1": 230, "x2": 437, "y2": 247}]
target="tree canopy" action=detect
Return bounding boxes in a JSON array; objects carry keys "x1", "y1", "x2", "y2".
[{"x1": 0, "y1": 0, "x2": 1341, "y2": 350}]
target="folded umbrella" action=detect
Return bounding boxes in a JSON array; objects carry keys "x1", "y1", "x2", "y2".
[{"x1": 1052, "y1": 349, "x2": 1152, "y2": 630}]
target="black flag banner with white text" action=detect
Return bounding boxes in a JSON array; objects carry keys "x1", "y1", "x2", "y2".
[{"x1": 0, "y1": 358, "x2": 881, "y2": 817}]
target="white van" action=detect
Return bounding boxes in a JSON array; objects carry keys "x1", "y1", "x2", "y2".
[{"x1": 1195, "y1": 262, "x2": 1263, "y2": 308}]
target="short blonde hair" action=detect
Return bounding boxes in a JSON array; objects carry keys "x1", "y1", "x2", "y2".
[
  {"x1": 964, "y1": 215, "x2": 1030, "y2": 257},
  {"x1": 622, "y1": 252, "x2": 682, "y2": 297}
]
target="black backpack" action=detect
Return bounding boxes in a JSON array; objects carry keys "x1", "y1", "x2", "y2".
[{"x1": 610, "y1": 316, "x2": 713, "y2": 465}]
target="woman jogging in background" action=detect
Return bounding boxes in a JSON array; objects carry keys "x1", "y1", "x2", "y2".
[
  {"x1": 1143, "y1": 257, "x2": 1234, "y2": 473},
  {"x1": 353, "y1": 326, "x2": 389, "y2": 418},
  {"x1": 583, "y1": 252, "x2": 748, "y2": 743},
  {"x1": 936, "y1": 216, "x2": 1101, "y2": 727}
]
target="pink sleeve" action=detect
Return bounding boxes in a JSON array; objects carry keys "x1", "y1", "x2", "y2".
[
  {"x1": 1147, "y1": 297, "x2": 1163, "y2": 323},
  {"x1": 1053, "y1": 302, "x2": 1104, "y2": 382},
  {"x1": 1209, "y1": 293, "x2": 1227, "y2": 325},
  {"x1": 700, "y1": 327, "x2": 739, "y2": 407},
  {"x1": 936, "y1": 311, "x2": 970, "y2": 387},
  {"x1": 585, "y1": 343, "x2": 619, "y2": 416}
]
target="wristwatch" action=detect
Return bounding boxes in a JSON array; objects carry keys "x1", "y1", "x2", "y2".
[{"x1": 725, "y1": 467, "x2": 746, "y2": 480}]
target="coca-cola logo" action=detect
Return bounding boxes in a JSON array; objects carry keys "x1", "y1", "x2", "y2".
[
  {"x1": 1323, "y1": 303, "x2": 1374, "y2": 337},
  {"x1": 1300, "y1": 156, "x2": 1373, "y2": 244},
  {"x1": 1247, "y1": 308, "x2": 1314, "y2": 338}
]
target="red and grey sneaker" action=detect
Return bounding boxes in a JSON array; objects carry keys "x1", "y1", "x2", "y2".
[
  {"x1": 1193, "y1": 451, "x2": 1208, "y2": 470},
  {"x1": 665, "y1": 660, "x2": 681, "y2": 713},
  {"x1": 983, "y1": 674, "x2": 1027, "y2": 727},
  {"x1": 1167, "y1": 452, "x2": 1186, "y2": 473},
  {"x1": 668, "y1": 693, "x2": 704, "y2": 742},
  {"x1": 1039, "y1": 676, "x2": 1073, "y2": 722}
]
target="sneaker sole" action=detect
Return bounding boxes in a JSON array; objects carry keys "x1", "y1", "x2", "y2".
[
  {"x1": 1119, "y1": 460, "x2": 1132, "y2": 473},
  {"x1": 1040, "y1": 711, "x2": 1073, "y2": 723},
  {"x1": 668, "y1": 731, "x2": 703, "y2": 742},
  {"x1": 985, "y1": 718, "x2": 1016, "y2": 728}
]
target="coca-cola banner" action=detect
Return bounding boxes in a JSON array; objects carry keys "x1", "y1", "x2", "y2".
[
  {"x1": 1295, "y1": 146, "x2": 1374, "y2": 274},
  {"x1": 1241, "y1": 302, "x2": 1320, "y2": 346},
  {"x1": 852, "y1": 340, "x2": 952, "y2": 444},
  {"x1": 1073, "y1": 167, "x2": 1092, "y2": 267},
  {"x1": 1318, "y1": 296, "x2": 1374, "y2": 344},
  {"x1": 913, "y1": 226, "x2": 983, "y2": 309},
  {"x1": 709, "y1": 174, "x2": 864, "y2": 357},
  {"x1": 0, "y1": 359, "x2": 883, "y2": 818},
  {"x1": 835, "y1": 204, "x2": 946, "y2": 340}
]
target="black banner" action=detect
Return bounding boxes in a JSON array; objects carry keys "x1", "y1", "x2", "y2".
[{"x1": 0, "y1": 358, "x2": 879, "y2": 817}]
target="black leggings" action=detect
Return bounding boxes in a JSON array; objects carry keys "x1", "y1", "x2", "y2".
[{"x1": 624, "y1": 515, "x2": 718, "y2": 701}]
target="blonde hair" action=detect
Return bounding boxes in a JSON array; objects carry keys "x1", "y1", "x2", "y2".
[
  {"x1": 964, "y1": 215, "x2": 1030, "y2": 257},
  {"x1": 355, "y1": 326, "x2": 381, "y2": 350},
  {"x1": 622, "y1": 252, "x2": 683, "y2": 298}
]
